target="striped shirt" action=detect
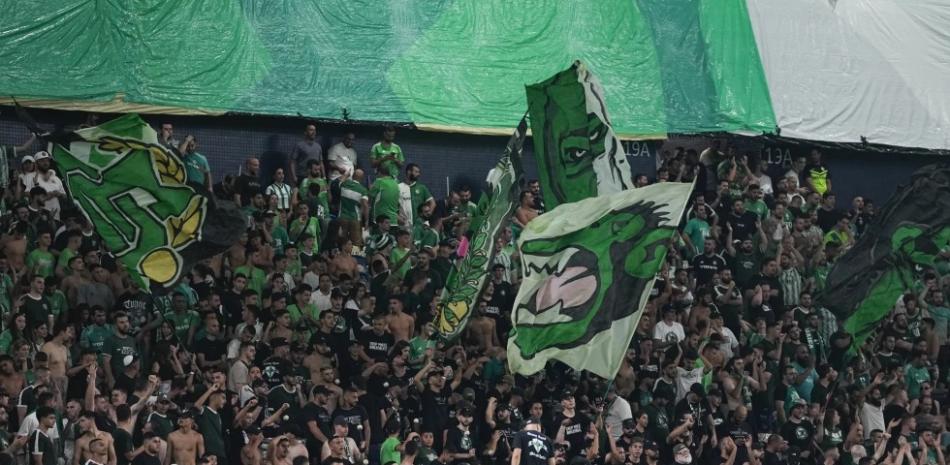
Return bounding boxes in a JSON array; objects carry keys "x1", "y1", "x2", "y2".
[
  {"x1": 779, "y1": 267, "x2": 803, "y2": 308},
  {"x1": 265, "y1": 182, "x2": 293, "y2": 210}
]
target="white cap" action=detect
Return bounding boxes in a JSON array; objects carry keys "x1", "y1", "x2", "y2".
[{"x1": 33, "y1": 151, "x2": 51, "y2": 160}]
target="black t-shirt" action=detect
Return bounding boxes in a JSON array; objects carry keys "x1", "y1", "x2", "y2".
[
  {"x1": 359, "y1": 329, "x2": 395, "y2": 362},
  {"x1": 132, "y1": 453, "x2": 162, "y2": 465},
  {"x1": 726, "y1": 211, "x2": 759, "y2": 241},
  {"x1": 333, "y1": 404, "x2": 370, "y2": 444},
  {"x1": 116, "y1": 291, "x2": 154, "y2": 333},
  {"x1": 816, "y1": 208, "x2": 840, "y2": 233},
  {"x1": 690, "y1": 254, "x2": 727, "y2": 286},
  {"x1": 29, "y1": 429, "x2": 56, "y2": 465},
  {"x1": 763, "y1": 450, "x2": 786, "y2": 465},
  {"x1": 114, "y1": 428, "x2": 134, "y2": 465},
  {"x1": 358, "y1": 393, "x2": 391, "y2": 446},
  {"x1": 445, "y1": 426, "x2": 477, "y2": 465},
  {"x1": 300, "y1": 401, "x2": 333, "y2": 452},
  {"x1": 234, "y1": 174, "x2": 262, "y2": 206},
  {"x1": 221, "y1": 291, "x2": 244, "y2": 327},
  {"x1": 261, "y1": 356, "x2": 289, "y2": 388},
  {"x1": 512, "y1": 430, "x2": 553, "y2": 465},
  {"x1": 548, "y1": 412, "x2": 590, "y2": 457},
  {"x1": 421, "y1": 385, "x2": 452, "y2": 441},
  {"x1": 780, "y1": 419, "x2": 815, "y2": 452},
  {"x1": 195, "y1": 336, "x2": 228, "y2": 365}
]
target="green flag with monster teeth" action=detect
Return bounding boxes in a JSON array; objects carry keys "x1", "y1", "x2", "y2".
[{"x1": 507, "y1": 182, "x2": 692, "y2": 378}]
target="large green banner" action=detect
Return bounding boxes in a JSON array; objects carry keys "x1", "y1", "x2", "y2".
[{"x1": 52, "y1": 114, "x2": 245, "y2": 289}]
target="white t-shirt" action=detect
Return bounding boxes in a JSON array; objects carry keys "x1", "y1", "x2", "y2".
[
  {"x1": 860, "y1": 402, "x2": 884, "y2": 438},
  {"x1": 653, "y1": 320, "x2": 685, "y2": 344},
  {"x1": 604, "y1": 396, "x2": 633, "y2": 440},
  {"x1": 675, "y1": 366, "x2": 704, "y2": 402},
  {"x1": 328, "y1": 143, "x2": 357, "y2": 179},
  {"x1": 310, "y1": 289, "x2": 332, "y2": 312}
]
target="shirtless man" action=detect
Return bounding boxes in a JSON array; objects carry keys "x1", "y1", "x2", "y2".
[
  {"x1": 0, "y1": 355, "x2": 25, "y2": 400},
  {"x1": 386, "y1": 296, "x2": 414, "y2": 342},
  {"x1": 41, "y1": 322, "x2": 73, "y2": 403},
  {"x1": 514, "y1": 191, "x2": 539, "y2": 228},
  {"x1": 303, "y1": 337, "x2": 333, "y2": 385},
  {"x1": 228, "y1": 233, "x2": 248, "y2": 269},
  {"x1": 269, "y1": 436, "x2": 293, "y2": 465},
  {"x1": 240, "y1": 426, "x2": 262, "y2": 465},
  {"x1": 74, "y1": 410, "x2": 117, "y2": 465},
  {"x1": 466, "y1": 300, "x2": 498, "y2": 351},
  {"x1": 2, "y1": 222, "x2": 28, "y2": 273},
  {"x1": 166, "y1": 411, "x2": 205, "y2": 465},
  {"x1": 61, "y1": 256, "x2": 91, "y2": 303},
  {"x1": 329, "y1": 240, "x2": 358, "y2": 280}
]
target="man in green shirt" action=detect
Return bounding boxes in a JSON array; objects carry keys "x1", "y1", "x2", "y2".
[
  {"x1": 55, "y1": 231, "x2": 81, "y2": 278},
  {"x1": 370, "y1": 126, "x2": 404, "y2": 178},
  {"x1": 339, "y1": 174, "x2": 369, "y2": 246},
  {"x1": 379, "y1": 421, "x2": 406, "y2": 465},
  {"x1": 26, "y1": 231, "x2": 55, "y2": 278},
  {"x1": 80, "y1": 307, "x2": 112, "y2": 355},
  {"x1": 682, "y1": 206, "x2": 710, "y2": 257},
  {"x1": 299, "y1": 160, "x2": 329, "y2": 201},
  {"x1": 264, "y1": 211, "x2": 290, "y2": 255},
  {"x1": 162, "y1": 292, "x2": 200, "y2": 345},
  {"x1": 400, "y1": 163, "x2": 435, "y2": 223},
  {"x1": 370, "y1": 175, "x2": 401, "y2": 227},
  {"x1": 235, "y1": 256, "x2": 266, "y2": 298},
  {"x1": 180, "y1": 135, "x2": 212, "y2": 191},
  {"x1": 101, "y1": 312, "x2": 138, "y2": 388},
  {"x1": 287, "y1": 284, "x2": 319, "y2": 330},
  {"x1": 744, "y1": 185, "x2": 770, "y2": 219},
  {"x1": 904, "y1": 351, "x2": 931, "y2": 399},
  {"x1": 390, "y1": 230, "x2": 413, "y2": 280}
]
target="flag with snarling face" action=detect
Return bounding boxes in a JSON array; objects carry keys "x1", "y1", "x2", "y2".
[{"x1": 507, "y1": 182, "x2": 692, "y2": 379}]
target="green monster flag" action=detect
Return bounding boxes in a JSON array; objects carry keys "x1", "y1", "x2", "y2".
[
  {"x1": 507, "y1": 182, "x2": 691, "y2": 379},
  {"x1": 51, "y1": 114, "x2": 245, "y2": 290},
  {"x1": 822, "y1": 165, "x2": 950, "y2": 348},
  {"x1": 437, "y1": 118, "x2": 527, "y2": 339},
  {"x1": 526, "y1": 61, "x2": 632, "y2": 210}
]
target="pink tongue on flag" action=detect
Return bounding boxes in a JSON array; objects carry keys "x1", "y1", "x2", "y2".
[{"x1": 534, "y1": 266, "x2": 596, "y2": 311}]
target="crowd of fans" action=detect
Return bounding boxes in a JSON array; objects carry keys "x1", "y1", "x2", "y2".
[{"x1": 0, "y1": 121, "x2": 945, "y2": 465}]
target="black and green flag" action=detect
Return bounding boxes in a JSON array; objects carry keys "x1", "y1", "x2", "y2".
[
  {"x1": 51, "y1": 114, "x2": 245, "y2": 290},
  {"x1": 526, "y1": 61, "x2": 632, "y2": 210},
  {"x1": 822, "y1": 165, "x2": 950, "y2": 347}
]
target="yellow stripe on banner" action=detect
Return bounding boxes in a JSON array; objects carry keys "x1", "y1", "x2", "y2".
[{"x1": 0, "y1": 95, "x2": 225, "y2": 117}]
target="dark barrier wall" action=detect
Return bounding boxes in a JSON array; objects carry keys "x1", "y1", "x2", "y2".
[{"x1": 0, "y1": 107, "x2": 942, "y2": 205}]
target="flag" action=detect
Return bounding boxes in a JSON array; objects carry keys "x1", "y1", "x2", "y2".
[
  {"x1": 51, "y1": 114, "x2": 245, "y2": 290},
  {"x1": 507, "y1": 182, "x2": 692, "y2": 378},
  {"x1": 526, "y1": 61, "x2": 633, "y2": 210},
  {"x1": 436, "y1": 117, "x2": 528, "y2": 340},
  {"x1": 822, "y1": 165, "x2": 950, "y2": 347}
]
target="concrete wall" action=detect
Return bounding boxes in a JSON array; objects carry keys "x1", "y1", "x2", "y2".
[{"x1": 0, "y1": 107, "x2": 942, "y2": 205}]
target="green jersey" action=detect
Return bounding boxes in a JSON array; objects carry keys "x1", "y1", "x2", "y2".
[
  {"x1": 370, "y1": 142, "x2": 404, "y2": 178},
  {"x1": 26, "y1": 249, "x2": 55, "y2": 278},
  {"x1": 0, "y1": 273, "x2": 12, "y2": 312},
  {"x1": 683, "y1": 218, "x2": 710, "y2": 256},
  {"x1": 47, "y1": 290, "x2": 67, "y2": 320},
  {"x1": 289, "y1": 217, "x2": 320, "y2": 254},
  {"x1": 287, "y1": 303, "x2": 320, "y2": 325},
  {"x1": 370, "y1": 176, "x2": 400, "y2": 224},
  {"x1": 234, "y1": 265, "x2": 266, "y2": 296},
  {"x1": 390, "y1": 247, "x2": 411, "y2": 279},
  {"x1": 340, "y1": 179, "x2": 368, "y2": 221},
  {"x1": 299, "y1": 176, "x2": 328, "y2": 197},
  {"x1": 81, "y1": 324, "x2": 113, "y2": 354},
  {"x1": 407, "y1": 181, "x2": 433, "y2": 216},
  {"x1": 56, "y1": 248, "x2": 77, "y2": 275},
  {"x1": 163, "y1": 310, "x2": 200, "y2": 341},
  {"x1": 380, "y1": 436, "x2": 401, "y2": 465},
  {"x1": 271, "y1": 225, "x2": 290, "y2": 255},
  {"x1": 413, "y1": 221, "x2": 439, "y2": 250}
]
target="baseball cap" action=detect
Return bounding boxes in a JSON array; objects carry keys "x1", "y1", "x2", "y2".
[
  {"x1": 270, "y1": 337, "x2": 290, "y2": 348},
  {"x1": 33, "y1": 151, "x2": 50, "y2": 160},
  {"x1": 560, "y1": 389, "x2": 575, "y2": 400},
  {"x1": 333, "y1": 416, "x2": 348, "y2": 426},
  {"x1": 264, "y1": 210, "x2": 277, "y2": 217},
  {"x1": 21, "y1": 155, "x2": 34, "y2": 164},
  {"x1": 525, "y1": 417, "x2": 541, "y2": 426},
  {"x1": 790, "y1": 398, "x2": 808, "y2": 409},
  {"x1": 622, "y1": 418, "x2": 636, "y2": 428},
  {"x1": 643, "y1": 440, "x2": 658, "y2": 451},
  {"x1": 122, "y1": 355, "x2": 137, "y2": 367},
  {"x1": 245, "y1": 425, "x2": 261, "y2": 436}
]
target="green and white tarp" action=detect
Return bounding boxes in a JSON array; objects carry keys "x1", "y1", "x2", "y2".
[{"x1": 1, "y1": 0, "x2": 948, "y2": 149}]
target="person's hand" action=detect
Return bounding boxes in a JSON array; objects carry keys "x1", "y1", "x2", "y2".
[
  {"x1": 280, "y1": 403, "x2": 290, "y2": 411},
  {"x1": 888, "y1": 417, "x2": 901, "y2": 431},
  {"x1": 247, "y1": 398, "x2": 259, "y2": 408},
  {"x1": 212, "y1": 382, "x2": 222, "y2": 392},
  {"x1": 148, "y1": 375, "x2": 159, "y2": 386},
  {"x1": 605, "y1": 424, "x2": 614, "y2": 437},
  {"x1": 561, "y1": 418, "x2": 572, "y2": 427},
  {"x1": 11, "y1": 434, "x2": 28, "y2": 449}
]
